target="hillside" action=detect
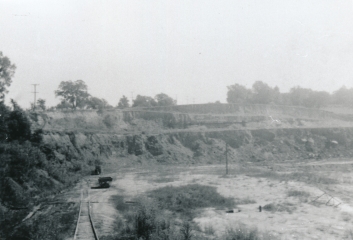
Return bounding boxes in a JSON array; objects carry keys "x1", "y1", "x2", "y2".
[{"x1": 33, "y1": 103, "x2": 353, "y2": 168}]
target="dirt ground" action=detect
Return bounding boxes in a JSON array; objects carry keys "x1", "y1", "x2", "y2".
[{"x1": 61, "y1": 159, "x2": 353, "y2": 240}]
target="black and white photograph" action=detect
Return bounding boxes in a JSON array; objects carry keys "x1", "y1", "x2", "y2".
[{"x1": 2, "y1": 1, "x2": 353, "y2": 239}]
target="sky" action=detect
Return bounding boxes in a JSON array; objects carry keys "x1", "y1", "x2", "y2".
[{"x1": 1, "y1": 0, "x2": 353, "y2": 108}]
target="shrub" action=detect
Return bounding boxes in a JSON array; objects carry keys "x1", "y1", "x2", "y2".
[
  {"x1": 222, "y1": 225, "x2": 279, "y2": 240},
  {"x1": 180, "y1": 221, "x2": 193, "y2": 240},
  {"x1": 203, "y1": 224, "x2": 215, "y2": 235},
  {"x1": 263, "y1": 202, "x2": 296, "y2": 213},
  {"x1": 287, "y1": 190, "x2": 310, "y2": 197},
  {"x1": 263, "y1": 203, "x2": 276, "y2": 212},
  {"x1": 112, "y1": 198, "x2": 176, "y2": 240},
  {"x1": 149, "y1": 184, "x2": 234, "y2": 216},
  {"x1": 30, "y1": 129, "x2": 43, "y2": 144},
  {"x1": 287, "y1": 190, "x2": 310, "y2": 201},
  {"x1": 103, "y1": 114, "x2": 115, "y2": 128},
  {"x1": 344, "y1": 228, "x2": 353, "y2": 239},
  {"x1": 7, "y1": 103, "x2": 32, "y2": 142}
]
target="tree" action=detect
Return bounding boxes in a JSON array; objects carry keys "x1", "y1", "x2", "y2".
[
  {"x1": 0, "y1": 52, "x2": 16, "y2": 100},
  {"x1": 55, "y1": 80, "x2": 90, "y2": 109},
  {"x1": 87, "y1": 97, "x2": 110, "y2": 109},
  {"x1": 306, "y1": 91, "x2": 330, "y2": 108},
  {"x1": 117, "y1": 95, "x2": 129, "y2": 109},
  {"x1": 7, "y1": 100, "x2": 31, "y2": 142},
  {"x1": 37, "y1": 99, "x2": 46, "y2": 111},
  {"x1": 0, "y1": 101, "x2": 10, "y2": 141},
  {"x1": 154, "y1": 93, "x2": 176, "y2": 106},
  {"x1": 332, "y1": 86, "x2": 353, "y2": 107},
  {"x1": 56, "y1": 100, "x2": 72, "y2": 110},
  {"x1": 132, "y1": 95, "x2": 157, "y2": 107},
  {"x1": 289, "y1": 86, "x2": 312, "y2": 106},
  {"x1": 251, "y1": 81, "x2": 276, "y2": 104},
  {"x1": 226, "y1": 83, "x2": 252, "y2": 104},
  {"x1": 288, "y1": 86, "x2": 331, "y2": 108}
]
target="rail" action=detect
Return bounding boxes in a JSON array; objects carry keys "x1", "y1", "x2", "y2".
[
  {"x1": 73, "y1": 182, "x2": 99, "y2": 240},
  {"x1": 88, "y1": 187, "x2": 99, "y2": 240},
  {"x1": 73, "y1": 190, "x2": 82, "y2": 239}
]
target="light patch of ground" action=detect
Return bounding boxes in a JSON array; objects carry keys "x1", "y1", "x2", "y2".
[{"x1": 62, "y1": 162, "x2": 353, "y2": 239}]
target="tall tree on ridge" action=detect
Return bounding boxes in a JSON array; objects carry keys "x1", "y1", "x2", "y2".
[
  {"x1": 0, "y1": 51, "x2": 16, "y2": 100},
  {"x1": 55, "y1": 80, "x2": 90, "y2": 109}
]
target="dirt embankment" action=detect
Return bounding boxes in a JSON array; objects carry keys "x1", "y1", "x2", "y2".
[
  {"x1": 33, "y1": 104, "x2": 353, "y2": 133},
  {"x1": 42, "y1": 127, "x2": 353, "y2": 167}
]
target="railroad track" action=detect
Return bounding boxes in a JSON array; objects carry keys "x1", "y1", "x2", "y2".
[{"x1": 74, "y1": 182, "x2": 99, "y2": 240}]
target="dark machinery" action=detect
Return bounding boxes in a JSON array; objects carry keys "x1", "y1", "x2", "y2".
[{"x1": 98, "y1": 177, "x2": 112, "y2": 188}]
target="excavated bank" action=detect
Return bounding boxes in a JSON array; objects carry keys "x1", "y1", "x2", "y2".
[{"x1": 42, "y1": 127, "x2": 353, "y2": 168}]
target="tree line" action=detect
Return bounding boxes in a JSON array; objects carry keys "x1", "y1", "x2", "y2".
[
  {"x1": 49, "y1": 79, "x2": 177, "y2": 110},
  {"x1": 226, "y1": 81, "x2": 353, "y2": 108},
  {"x1": 2, "y1": 50, "x2": 353, "y2": 111}
]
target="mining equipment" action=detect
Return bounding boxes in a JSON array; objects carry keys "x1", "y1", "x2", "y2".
[{"x1": 98, "y1": 177, "x2": 112, "y2": 188}]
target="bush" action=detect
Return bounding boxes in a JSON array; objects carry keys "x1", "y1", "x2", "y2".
[
  {"x1": 103, "y1": 114, "x2": 115, "y2": 128},
  {"x1": 263, "y1": 202, "x2": 296, "y2": 213},
  {"x1": 263, "y1": 203, "x2": 276, "y2": 212},
  {"x1": 7, "y1": 109, "x2": 31, "y2": 142},
  {"x1": 149, "y1": 184, "x2": 234, "y2": 216},
  {"x1": 112, "y1": 198, "x2": 177, "y2": 240},
  {"x1": 222, "y1": 225, "x2": 279, "y2": 240}
]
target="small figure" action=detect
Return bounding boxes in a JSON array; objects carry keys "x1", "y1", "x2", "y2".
[
  {"x1": 95, "y1": 165, "x2": 101, "y2": 175},
  {"x1": 259, "y1": 205, "x2": 262, "y2": 212}
]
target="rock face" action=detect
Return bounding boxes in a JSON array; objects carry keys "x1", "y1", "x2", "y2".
[
  {"x1": 34, "y1": 104, "x2": 353, "y2": 134},
  {"x1": 42, "y1": 127, "x2": 353, "y2": 165}
]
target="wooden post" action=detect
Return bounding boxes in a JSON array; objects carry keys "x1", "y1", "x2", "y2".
[{"x1": 226, "y1": 143, "x2": 228, "y2": 175}]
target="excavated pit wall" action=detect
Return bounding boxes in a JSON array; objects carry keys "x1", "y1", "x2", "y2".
[
  {"x1": 42, "y1": 127, "x2": 353, "y2": 165},
  {"x1": 38, "y1": 104, "x2": 349, "y2": 133},
  {"x1": 122, "y1": 104, "x2": 353, "y2": 129},
  {"x1": 135, "y1": 103, "x2": 336, "y2": 118},
  {"x1": 122, "y1": 110, "x2": 321, "y2": 129}
]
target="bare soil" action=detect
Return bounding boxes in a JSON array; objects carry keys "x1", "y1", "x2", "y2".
[{"x1": 54, "y1": 159, "x2": 353, "y2": 240}]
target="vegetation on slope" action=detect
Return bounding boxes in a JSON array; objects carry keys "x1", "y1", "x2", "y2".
[{"x1": 0, "y1": 101, "x2": 95, "y2": 238}]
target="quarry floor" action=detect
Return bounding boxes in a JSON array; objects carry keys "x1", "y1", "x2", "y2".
[{"x1": 63, "y1": 159, "x2": 353, "y2": 240}]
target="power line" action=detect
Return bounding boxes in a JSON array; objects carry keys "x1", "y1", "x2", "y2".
[{"x1": 31, "y1": 84, "x2": 39, "y2": 111}]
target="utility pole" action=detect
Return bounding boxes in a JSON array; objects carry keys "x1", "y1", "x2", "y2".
[
  {"x1": 225, "y1": 143, "x2": 228, "y2": 175},
  {"x1": 131, "y1": 91, "x2": 134, "y2": 105},
  {"x1": 31, "y1": 84, "x2": 39, "y2": 111}
]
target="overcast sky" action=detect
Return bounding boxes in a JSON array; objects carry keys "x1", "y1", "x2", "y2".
[{"x1": 1, "y1": 0, "x2": 353, "y2": 108}]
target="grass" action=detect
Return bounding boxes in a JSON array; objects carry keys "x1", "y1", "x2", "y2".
[
  {"x1": 203, "y1": 224, "x2": 216, "y2": 235},
  {"x1": 287, "y1": 190, "x2": 310, "y2": 197},
  {"x1": 344, "y1": 228, "x2": 353, "y2": 239},
  {"x1": 189, "y1": 164, "x2": 338, "y2": 186},
  {"x1": 223, "y1": 225, "x2": 280, "y2": 240},
  {"x1": 342, "y1": 212, "x2": 353, "y2": 222},
  {"x1": 252, "y1": 169, "x2": 338, "y2": 185},
  {"x1": 108, "y1": 196, "x2": 203, "y2": 240},
  {"x1": 150, "y1": 176, "x2": 178, "y2": 183},
  {"x1": 148, "y1": 184, "x2": 235, "y2": 217},
  {"x1": 263, "y1": 202, "x2": 296, "y2": 214},
  {"x1": 110, "y1": 195, "x2": 133, "y2": 213},
  {"x1": 235, "y1": 197, "x2": 257, "y2": 205},
  {"x1": 287, "y1": 190, "x2": 311, "y2": 202},
  {"x1": 9, "y1": 203, "x2": 79, "y2": 240},
  {"x1": 108, "y1": 195, "x2": 276, "y2": 240}
]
